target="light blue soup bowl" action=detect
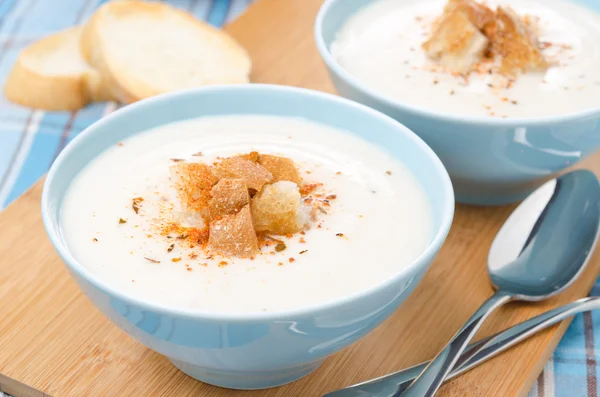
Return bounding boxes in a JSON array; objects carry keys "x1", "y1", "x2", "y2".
[
  {"x1": 315, "y1": 0, "x2": 600, "y2": 206},
  {"x1": 42, "y1": 85, "x2": 453, "y2": 390}
]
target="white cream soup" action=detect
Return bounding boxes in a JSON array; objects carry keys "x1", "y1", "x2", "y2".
[
  {"x1": 331, "y1": 0, "x2": 600, "y2": 118},
  {"x1": 60, "y1": 115, "x2": 432, "y2": 313}
]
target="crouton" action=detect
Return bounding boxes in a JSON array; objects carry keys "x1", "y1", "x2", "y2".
[
  {"x1": 208, "y1": 205, "x2": 258, "y2": 258},
  {"x1": 493, "y1": 6, "x2": 549, "y2": 76},
  {"x1": 444, "y1": 0, "x2": 496, "y2": 35},
  {"x1": 208, "y1": 178, "x2": 250, "y2": 220},
  {"x1": 239, "y1": 151, "x2": 260, "y2": 163},
  {"x1": 214, "y1": 156, "x2": 273, "y2": 191},
  {"x1": 171, "y1": 162, "x2": 218, "y2": 214},
  {"x1": 422, "y1": 7, "x2": 489, "y2": 74},
  {"x1": 251, "y1": 181, "x2": 311, "y2": 235},
  {"x1": 258, "y1": 154, "x2": 301, "y2": 184},
  {"x1": 239, "y1": 152, "x2": 301, "y2": 184}
]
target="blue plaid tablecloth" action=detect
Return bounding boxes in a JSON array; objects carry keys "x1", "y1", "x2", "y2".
[{"x1": 0, "y1": 1, "x2": 599, "y2": 396}]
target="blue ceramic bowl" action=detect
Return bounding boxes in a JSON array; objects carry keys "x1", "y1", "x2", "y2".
[
  {"x1": 42, "y1": 85, "x2": 453, "y2": 390},
  {"x1": 315, "y1": 0, "x2": 600, "y2": 206}
]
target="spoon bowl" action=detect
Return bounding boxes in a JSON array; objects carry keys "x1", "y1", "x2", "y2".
[{"x1": 488, "y1": 170, "x2": 600, "y2": 299}]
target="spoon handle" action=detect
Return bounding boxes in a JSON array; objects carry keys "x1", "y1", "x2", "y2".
[
  {"x1": 399, "y1": 291, "x2": 512, "y2": 397},
  {"x1": 323, "y1": 297, "x2": 600, "y2": 397}
]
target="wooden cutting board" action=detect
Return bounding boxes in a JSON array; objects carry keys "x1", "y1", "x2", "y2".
[{"x1": 1, "y1": 0, "x2": 600, "y2": 396}]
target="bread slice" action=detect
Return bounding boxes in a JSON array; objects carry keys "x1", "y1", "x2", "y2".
[
  {"x1": 80, "y1": 1, "x2": 252, "y2": 103},
  {"x1": 4, "y1": 26, "x2": 112, "y2": 111}
]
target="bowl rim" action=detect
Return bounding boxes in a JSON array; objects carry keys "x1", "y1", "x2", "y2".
[
  {"x1": 314, "y1": 0, "x2": 600, "y2": 127},
  {"x1": 42, "y1": 84, "x2": 454, "y2": 322}
]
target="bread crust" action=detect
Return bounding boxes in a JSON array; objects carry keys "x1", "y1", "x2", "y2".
[
  {"x1": 5, "y1": 26, "x2": 111, "y2": 110},
  {"x1": 80, "y1": 0, "x2": 252, "y2": 103}
]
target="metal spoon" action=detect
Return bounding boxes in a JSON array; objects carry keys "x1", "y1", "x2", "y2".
[
  {"x1": 324, "y1": 296, "x2": 600, "y2": 397},
  {"x1": 399, "y1": 170, "x2": 600, "y2": 397}
]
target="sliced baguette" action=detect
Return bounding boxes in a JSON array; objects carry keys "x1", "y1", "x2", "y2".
[
  {"x1": 4, "y1": 26, "x2": 112, "y2": 111},
  {"x1": 81, "y1": 1, "x2": 252, "y2": 103}
]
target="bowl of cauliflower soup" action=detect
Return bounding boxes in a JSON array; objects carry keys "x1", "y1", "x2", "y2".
[
  {"x1": 42, "y1": 84, "x2": 454, "y2": 389},
  {"x1": 316, "y1": 0, "x2": 600, "y2": 205}
]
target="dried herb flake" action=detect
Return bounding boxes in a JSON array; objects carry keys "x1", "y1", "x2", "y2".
[
  {"x1": 167, "y1": 244, "x2": 174, "y2": 253},
  {"x1": 275, "y1": 243, "x2": 287, "y2": 252},
  {"x1": 144, "y1": 257, "x2": 160, "y2": 263}
]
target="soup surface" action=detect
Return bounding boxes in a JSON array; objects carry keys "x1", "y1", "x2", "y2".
[
  {"x1": 331, "y1": 0, "x2": 600, "y2": 118},
  {"x1": 60, "y1": 115, "x2": 433, "y2": 312}
]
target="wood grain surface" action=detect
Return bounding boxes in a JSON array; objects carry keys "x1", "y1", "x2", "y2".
[{"x1": 1, "y1": 0, "x2": 600, "y2": 396}]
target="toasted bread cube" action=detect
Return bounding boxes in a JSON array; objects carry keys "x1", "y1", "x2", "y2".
[
  {"x1": 239, "y1": 151, "x2": 260, "y2": 163},
  {"x1": 238, "y1": 152, "x2": 301, "y2": 184},
  {"x1": 208, "y1": 205, "x2": 258, "y2": 258},
  {"x1": 170, "y1": 162, "x2": 218, "y2": 214},
  {"x1": 423, "y1": 8, "x2": 489, "y2": 74},
  {"x1": 208, "y1": 178, "x2": 250, "y2": 220},
  {"x1": 494, "y1": 6, "x2": 549, "y2": 76},
  {"x1": 251, "y1": 181, "x2": 310, "y2": 235},
  {"x1": 214, "y1": 156, "x2": 273, "y2": 191},
  {"x1": 257, "y1": 154, "x2": 301, "y2": 184},
  {"x1": 444, "y1": 0, "x2": 495, "y2": 35}
]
